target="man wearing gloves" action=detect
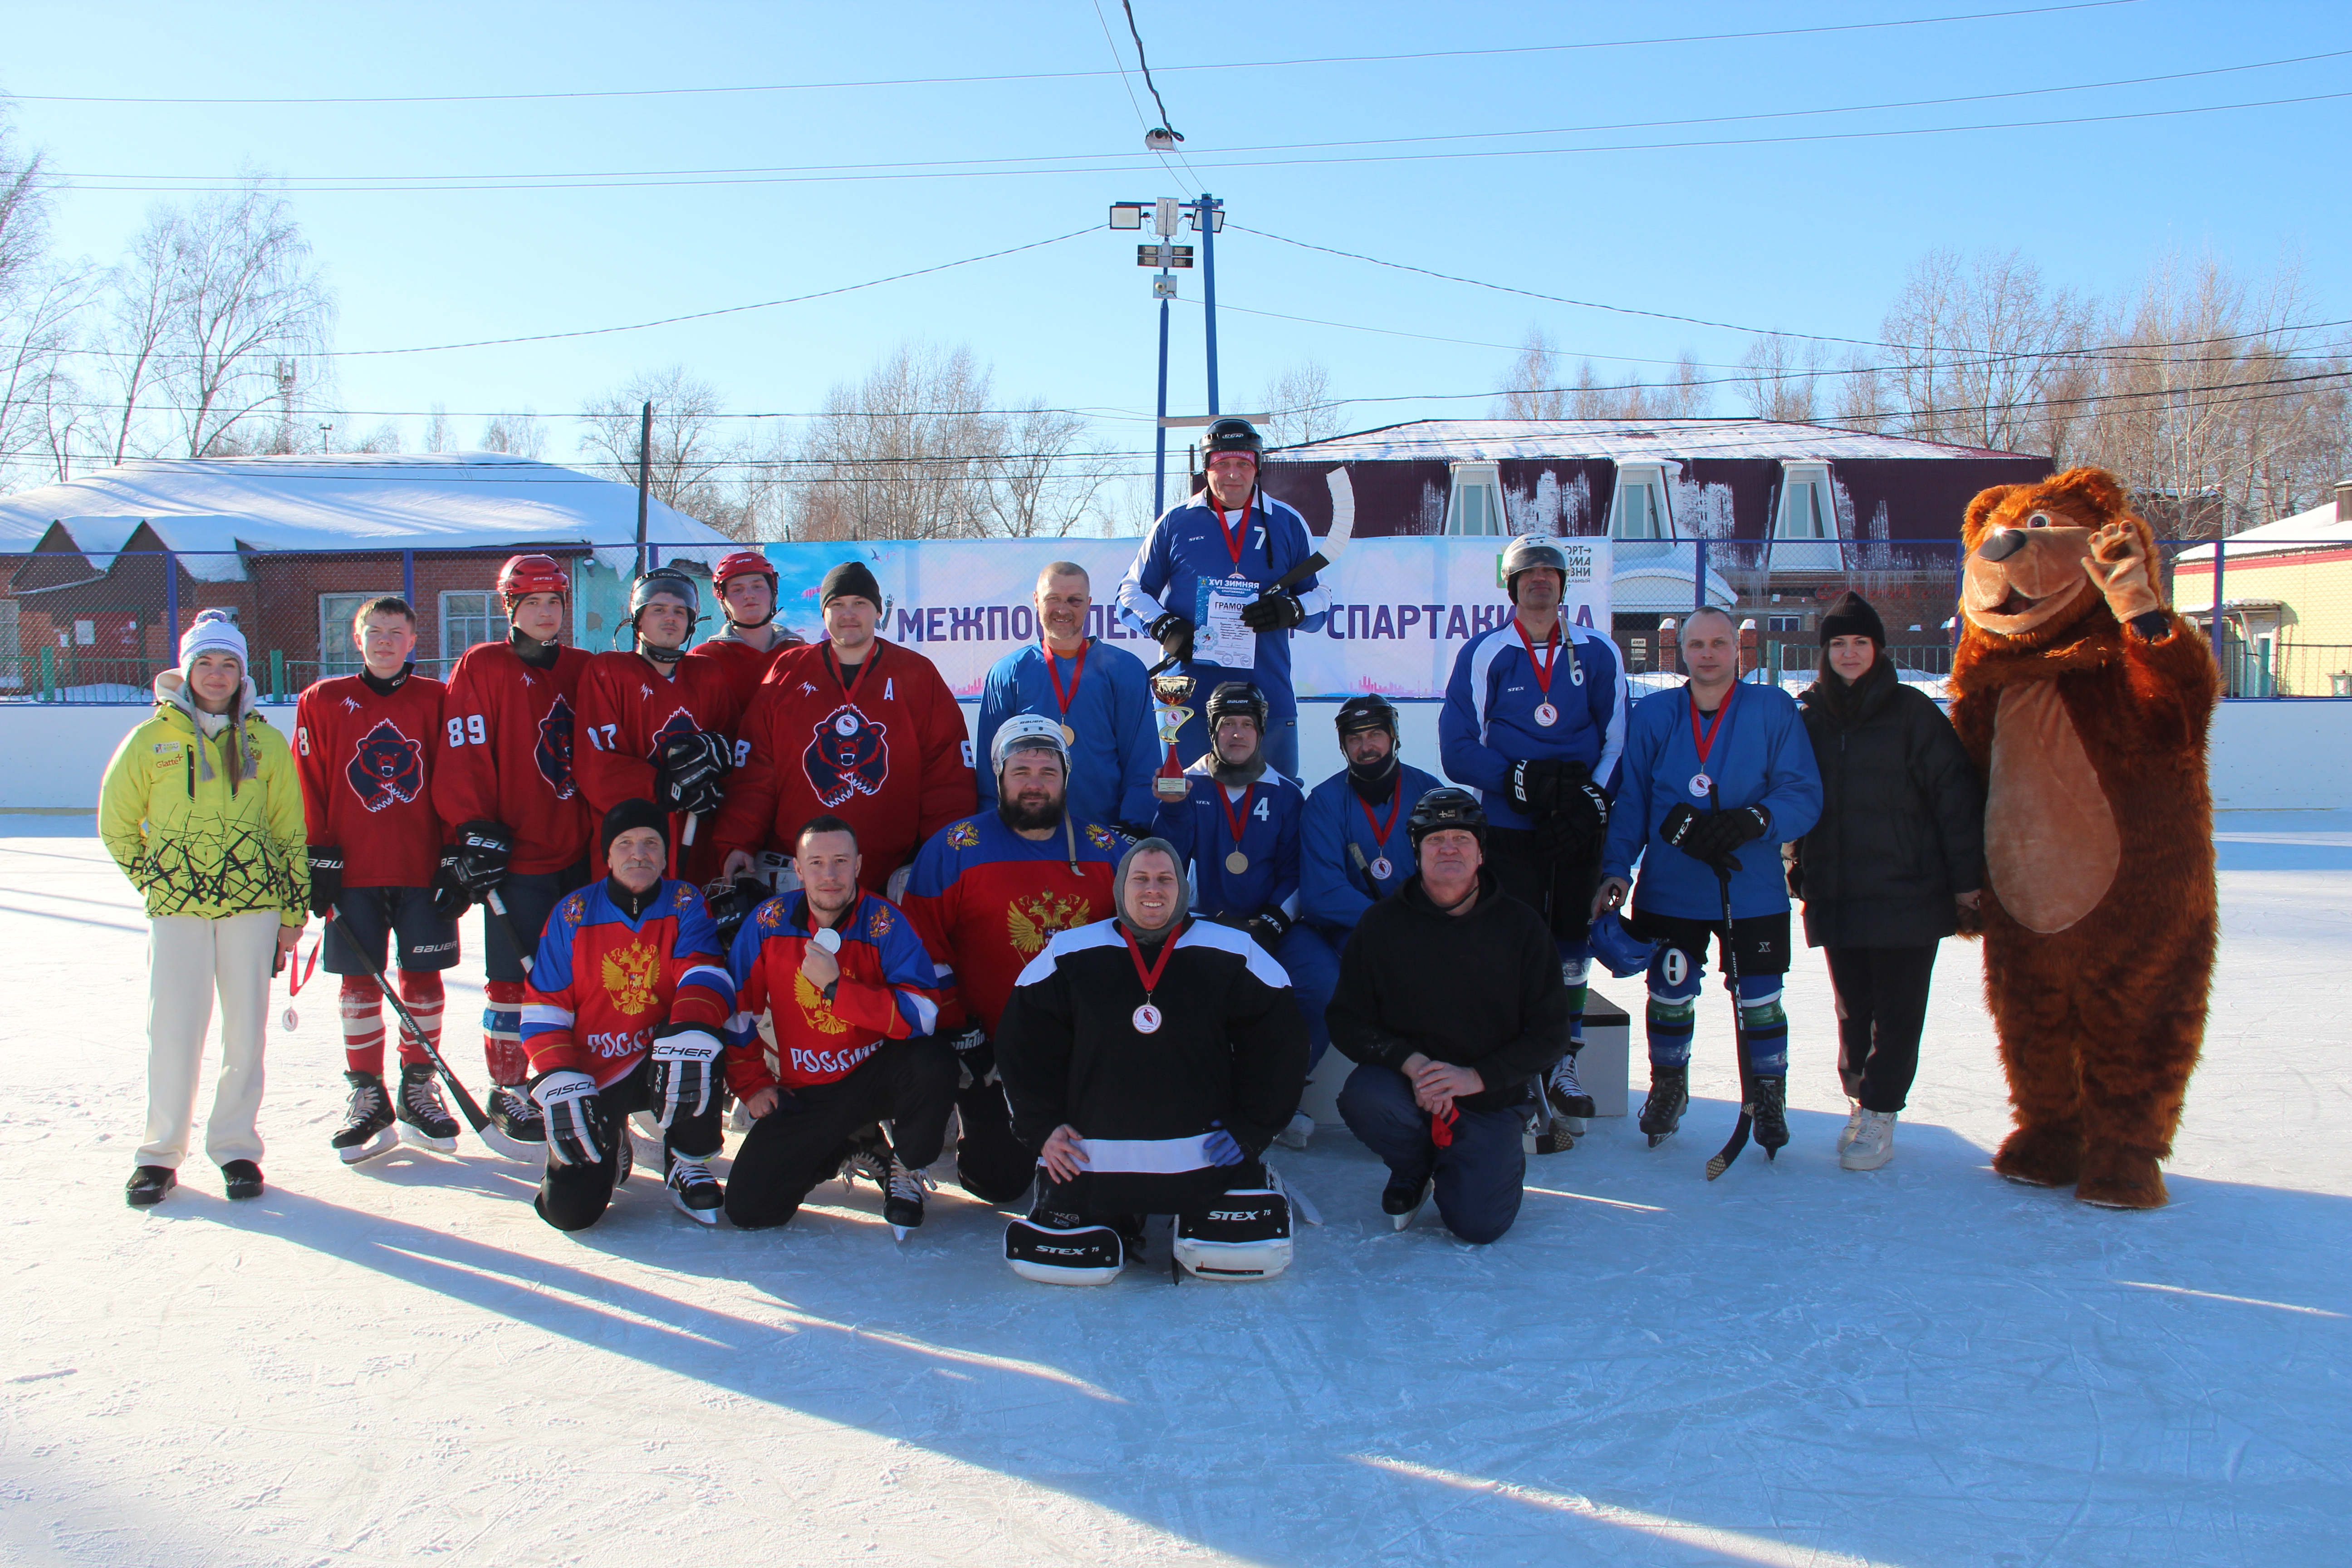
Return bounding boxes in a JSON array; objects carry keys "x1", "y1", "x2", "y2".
[
  {"x1": 1593, "y1": 607, "x2": 1823, "y2": 1156},
  {"x1": 1328, "y1": 787, "x2": 1569, "y2": 1244},
  {"x1": 994, "y1": 838, "x2": 1309, "y2": 1284},
  {"x1": 1441, "y1": 534, "x2": 1626, "y2": 1136},
  {"x1": 101, "y1": 609, "x2": 307, "y2": 1207},
  {"x1": 521, "y1": 800, "x2": 736, "y2": 1230}
]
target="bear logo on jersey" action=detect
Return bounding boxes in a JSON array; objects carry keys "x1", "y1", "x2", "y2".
[
  {"x1": 647, "y1": 706, "x2": 699, "y2": 764},
  {"x1": 346, "y1": 719, "x2": 425, "y2": 813},
  {"x1": 1008, "y1": 892, "x2": 1092, "y2": 956},
  {"x1": 804, "y1": 704, "x2": 889, "y2": 808},
  {"x1": 536, "y1": 694, "x2": 578, "y2": 801},
  {"x1": 602, "y1": 938, "x2": 662, "y2": 1017}
]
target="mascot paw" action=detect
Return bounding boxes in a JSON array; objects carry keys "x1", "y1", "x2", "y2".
[
  {"x1": 2074, "y1": 1142, "x2": 2168, "y2": 1210},
  {"x1": 1992, "y1": 1123, "x2": 2081, "y2": 1188}
]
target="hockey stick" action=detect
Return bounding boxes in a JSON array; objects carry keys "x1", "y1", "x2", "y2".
[
  {"x1": 1703, "y1": 827, "x2": 1756, "y2": 1181},
  {"x1": 326, "y1": 907, "x2": 493, "y2": 1137},
  {"x1": 480, "y1": 889, "x2": 534, "y2": 978},
  {"x1": 1142, "y1": 467, "x2": 1360, "y2": 681}
]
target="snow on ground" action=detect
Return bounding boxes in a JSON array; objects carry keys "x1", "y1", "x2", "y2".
[{"x1": 1, "y1": 813, "x2": 2346, "y2": 1568}]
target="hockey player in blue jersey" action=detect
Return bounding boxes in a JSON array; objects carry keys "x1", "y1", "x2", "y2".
[
  {"x1": 1593, "y1": 606, "x2": 1823, "y2": 1160},
  {"x1": 1151, "y1": 681, "x2": 1329, "y2": 1119},
  {"x1": 1115, "y1": 418, "x2": 1328, "y2": 778},
  {"x1": 1440, "y1": 535, "x2": 1627, "y2": 1140}
]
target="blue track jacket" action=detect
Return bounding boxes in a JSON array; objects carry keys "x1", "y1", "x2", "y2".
[
  {"x1": 974, "y1": 639, "x2": 1161, "y2": 833},
  {"x1": 1441, "y1": 618, "x2": 1628, "y2": 831},
  {"x1": 1299, "y1": 762, "x2": 1445, "y2": 933}
]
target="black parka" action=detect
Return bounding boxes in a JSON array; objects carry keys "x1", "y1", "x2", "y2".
[{"x1": 1793, "y1": 659, "x2": 1984, "y2": 949}]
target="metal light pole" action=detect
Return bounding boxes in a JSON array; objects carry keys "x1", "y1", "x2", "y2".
[
  {"x1": 633, "y1": 400, "x2": 652, "y2": 577},
  {"x1": 1196, "y1": 194, "x2": 1222, "y2": 417}
]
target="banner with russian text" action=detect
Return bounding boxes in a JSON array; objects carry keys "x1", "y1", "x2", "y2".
[{"x1": 758, "y1": 537, "x2": 1610, "y2": 700}]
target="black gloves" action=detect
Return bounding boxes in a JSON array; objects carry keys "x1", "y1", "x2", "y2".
[
  {"x1": 530, "y1": 1071, "x2": 608, "y2": 1167},
  {"x1": 1244, "y1": 907, "x2": 1292, "y2": 951},
  {"x1": 657, "y1": 730, "x2": 730, "y2": 816},
  {"x1": 428, "y1": 846, "x2": 472, "y2": 921},
  {"x1": 948, "y1": 1026, "x2": 996, "y2": 1089},
  {"x1": 705, "y1": 874, "x2": 766, "y2": 946},
  {"x1": 1509, "y1": 758, "x2": 1574, "y2": 815},
  {"x1": 453, "y1": 819, "x2": 516, "y2": 897},
  {"x1": 1662, "y1": 803, "x2": 1771, "y2": 874},
  {"x1": 1149, "y1": 611, "x2": 1195, "y2": 663},
  {"x1": 1239, "y1": 592, "x2": 1305, "y2": 632},
  {"x1": 307, "y1": 845, "x2": 343, "y2": 919}
]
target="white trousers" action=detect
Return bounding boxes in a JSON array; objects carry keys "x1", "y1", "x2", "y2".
[{"x1": 139, "y1": 911, "x2": 279, "y2": 1169}]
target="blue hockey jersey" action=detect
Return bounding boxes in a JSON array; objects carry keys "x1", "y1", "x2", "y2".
[
  {"x1": 1440, "y1": 617, "x2": 1629, "y2": 832},
  {"x1": 1150, "y1": 763, "x2": 1306, "y2": 923},
  {"x1": 973, "y1": 639, "x2": 1161, "y2": 833},
  {"x1": 1298, "y1": 762, "x2": 1445, "y2": 933}
]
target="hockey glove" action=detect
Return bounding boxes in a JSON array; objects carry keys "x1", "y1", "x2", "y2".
[
  {"x1": 647, "y1": 1024, "x2": 724, "y2": 1130},
  {"x1": 453, "y1": 819, "x2": 516, "y2": 897},
  {"x1": 1663, "y1": 803, "x2": 1770, "y2": 874},
  {"x1": 1148, "y1": 611, "x2": 1195, "y2": 663},
  {"x1": 948, "y1": 1026, "x2": 997, "y2": 1090},
  {"x1": 1533, "y1": 809, "x2": 1592, "y2": 864},
  {"x1": 307, "y1": 845, "x2": 344, "y2": 920},
  {"x1": 657, "y1": 730, "x2": 731, "y2": 816},
  {"x1": 530, "y1": 1070, "x2": 607, "y2": 1166},
  {"x1": 1244, "y1": 907, "x2": 1292, "y2": 952},
  {"x1": 1239, "y1": 591, "x2": 1305, "y2": 632},
  {"x1": 1202, "y1": 1121, "x2": 1246, "y2": 1166},
  {"x1": 427, "y1": 846, "x2": 472, "y2": 921},
  {"x1": 1509, "y1": 757, "x2": 1573, "y2": 816},
  {"x1": 705, "y1": 875, "x2": 766, "y2": 947}
]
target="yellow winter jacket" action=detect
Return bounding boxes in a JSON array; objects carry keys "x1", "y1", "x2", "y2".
[{"x1": 98, "y1": 671, "x2": 308, "y2": 924}]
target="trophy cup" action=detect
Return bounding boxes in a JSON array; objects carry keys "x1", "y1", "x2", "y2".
[{"x1": 1150, "y1": 670, "x2": 1196, "y2": 801}]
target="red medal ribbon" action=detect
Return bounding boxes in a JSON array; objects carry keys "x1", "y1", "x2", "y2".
[
  {"x1": 1689, "y1": 680, "x2": 1737, "y2": 766},
  {"x1": 1356, "y1": 774, "x2": 1403, "y2": 849},
  {"x1": 1211, "y1": 497, "x2": 1252, "y2": 567},
  {"x1": 1121, "y1": 919, "x2": 1183, "y2": 998},
  {"x1": 1043, "y1": 639, "x2": 1089, "y2": 720},
  {"x1": 1513, "y1": 618, "x2": 1561, "y2": 700},
  {"x1": 1217, "y1": 781, "x2": 1256, "y2": 852},
  {"x1": 824, "y1": 642, "x2": 877, "y2": 706}
]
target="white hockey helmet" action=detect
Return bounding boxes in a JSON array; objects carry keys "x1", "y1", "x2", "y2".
[{"x1": 992, "y1": 713, "x2": 1071, "y2": 778}]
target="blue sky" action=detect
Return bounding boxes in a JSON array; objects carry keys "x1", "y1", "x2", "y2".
[{"x1": 5, "y1": 0, "x2": 2347, "y2": 496}]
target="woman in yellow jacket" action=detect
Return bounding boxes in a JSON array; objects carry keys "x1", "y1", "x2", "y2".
[{"x1": 99, "y1": 609, "x2": 308, "y2": 1207}]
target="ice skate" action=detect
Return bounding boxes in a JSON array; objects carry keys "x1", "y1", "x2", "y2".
[
  {"x1": 1639, "y1": 1064, "x2": 1689, "y2": 1147},
  {"x1": 664, "y1": 1148, "x2": 723, "y2": 1225},
  {"x1": 1382, "y1": 1172, "x2": 1434, "y2": 1231},
  {"x1": 884, "y1": 1156, "x2": 934, "y2": 1241},
  {"x1": 332, "y1": 1071, "x2": 397, "y2": 1164},
  {"x1": 1545, "y1": 1051, "x2": 1594, "y2": 1133},
  {"x1": 486, "y1": 1084, "x2": 544, "y2": 1144},
  {"x1": 1751, "y1": 1074, "x2": 1788, "y2": 1158}
]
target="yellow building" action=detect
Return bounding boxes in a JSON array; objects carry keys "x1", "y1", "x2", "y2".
[{"x1": 2172, "y1": 490, "x2": 2352, "y2": 697}]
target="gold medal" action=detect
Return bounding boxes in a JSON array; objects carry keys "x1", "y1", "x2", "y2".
[
  {"x1": 1225, "y1": 849, "x2": 1249, "y2": 875},
  {"x1": 1060, "y1": 723, "x2": 1076, "y2": 745}
]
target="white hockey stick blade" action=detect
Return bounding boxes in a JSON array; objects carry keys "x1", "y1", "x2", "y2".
[
  {"x1": 1265, "y1": 1163, "x2": 1324, "y2": 1226},
  {"x1": 1322, "y1": 466, "x2": 1356, "y2": 558}
]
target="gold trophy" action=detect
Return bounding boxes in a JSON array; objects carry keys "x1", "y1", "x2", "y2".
[{"x1": 1150, "y1": 670, "x2": 1196, "y2": 801}]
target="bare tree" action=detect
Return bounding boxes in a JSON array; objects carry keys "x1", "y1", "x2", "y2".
[
  {"x1": 1261, "y1": 359, "x2": 1341, "y2": 447},
  {"x1": 480, "y1": 407, "x2": 546, "y2": 459},
  {"x1": 423, "y1": 401, "x2": 453, "y2": 453},
  {"x1": 1868, "y1": 248, "x2": 2090, "y2": 456},
  {"x1": 578, "y1": 365, "x2": 753, "y2": 537},
  {"x1": 983, "y1": 400, "x2": 1120, "y2": 537},
  {"x1": 788, "y1": 343, "x2": 1000, "y2": 541},
  {"x1": 0, "y1": 128, "x2": 91, "y2": 490},
  {"x1": 1738, "y1": 333, "x2": 1823, "y2": 422},
  {"x1": 1496, "y1": 326, "x2": 1568, "y2": 419}
]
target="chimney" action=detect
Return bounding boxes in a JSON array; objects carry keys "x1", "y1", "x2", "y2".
[{"x1": 2336, "y1": 479, "x2": 2352, "y2": 523}]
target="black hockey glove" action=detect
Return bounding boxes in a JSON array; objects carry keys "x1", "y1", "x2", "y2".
[
  {"x1": 704, "y1": 874, "x2": 767, "y2": 947},
  {"x1": 647, "y1": 1024, "x2": 724, "y2": 1130},
  {"x1": 1148, "y1": 611, "x2": 1195, "y2": 663},
  {"x1": 657, "y1": 730, "x2": 731, "y2": 817},
  {"x1": 307, "y1": 845, "x2": 343, "y2": 920},
  {"x1": 1509, "y1": 757, "x2": 1573, "y2": 816},
  {"x1": 453, "y1": 819, "x2": 516, "y2": 897},
  {"x1": 1533, "y1": 808, "x2": 1592, "y2": 864},
  {"x1": 1244, "y1": 906, "x2": 1292, "y2": 952},
  {"x1": 948, "y1": 1026, "x2": 996, "y2": 1090},
  {"x1": 428, "y1": 846, "x2": 472, "y2": 921},
  {"x1": 1239, "y1": 591, "x2": 1305, "y2": 632},
  {"x1": 530, "y1": 1070, "x2": 608, "y2": 1166},
  {"x1": 1662, "y1": 803, "x2": 1770, "y2": 875}
]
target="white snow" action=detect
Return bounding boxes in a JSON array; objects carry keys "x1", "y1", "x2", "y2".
[
  {"x1": 1274, "y1": 419, "x2": 2038, "y2": 465},
  {"x1": 1, "y1": 815, "x2": 2346, "y2": 1567}
]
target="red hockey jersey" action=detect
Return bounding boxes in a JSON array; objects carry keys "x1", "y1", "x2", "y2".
[
  {"x1": 721, "y1": 889, "x2": 940, "y2": 1095},
  {"x1": 520, "y1": 876, "x2": 733, "y2": 1088},
  {"x1": 710, "y1": 639, "x2": 975, "y2": 890},
  {"x1": 294, "y1": 671, "x2": 449, "y2": 887},
  {"x1": 432, "y1": 642, "x2": 594, "y2": 876},
  {"x1": 683, "y1": 626, "x2": 804, "y2": 715}
]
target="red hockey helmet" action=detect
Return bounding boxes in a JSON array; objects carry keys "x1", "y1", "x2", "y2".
[
  {"x1": 496, "y1": 553, "x2": 568, "y2": 606},
  {"x1": 713, "y1": 549, "x2": 777, "y2": 588}
]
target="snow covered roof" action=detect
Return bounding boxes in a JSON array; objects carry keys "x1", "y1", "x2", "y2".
[
  {"x1": 1269, "y1": 418, "x2": 2038, "y2": 465},
  {"x1": 2173, "y1": 499, "x2": 2352, "y2": 564},
  {"x1": 0, "y1": 452, "x2": 740, "y2": 582}
]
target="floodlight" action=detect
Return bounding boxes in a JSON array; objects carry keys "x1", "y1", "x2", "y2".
[{"x1": 1108, "y1": 203, "x2": 1145, "y2": 230}]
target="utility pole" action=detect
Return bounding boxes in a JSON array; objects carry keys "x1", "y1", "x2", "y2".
[
  {"x1": 1196, "y1": 194, "x2": 1222, "y2": 416},
  {"x1": 633, "y1": 400, "x2": 652, "y2": 577}
]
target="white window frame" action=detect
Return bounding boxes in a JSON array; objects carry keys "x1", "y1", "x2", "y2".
[
  {"x1": 1769, "y1": 461, "x2": 1842, "y2": 572},
  {"x1": 1607, "y1": 461, "x2": 1676, "y2": 541},
  {"x1": 439, "y1": 588, "x2": 510, "y2": 676},
  {"x1": 1445, "y1": 460, "x2": 1507, "y2": 537},
  {"x1": 318, "y1": 591, "x2": 395, "y2": 681}
]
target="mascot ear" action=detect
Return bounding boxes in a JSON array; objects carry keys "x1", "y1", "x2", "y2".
[
  {"x1": 2044, "y1": 466, "x2": 2126, "y2": 520},
  {"x1": 1963, "y1": 484, "x2": 2014, "y2": 546}
]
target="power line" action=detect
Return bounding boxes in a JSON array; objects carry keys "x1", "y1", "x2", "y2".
[{"x1": 5, "y1": 3, "x2": 2138, "y2": 107}]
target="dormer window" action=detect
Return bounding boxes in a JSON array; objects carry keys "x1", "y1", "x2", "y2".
[
  {"x1": 1445, "y1": 461, "x2": 1507, "y2": 536},
  {"x1": 1770, "y1": 461, "x2": 1841, "y2": 571},
  {"x1": 1609, "y1": 462, "x2": 1675, "y2": 540}
]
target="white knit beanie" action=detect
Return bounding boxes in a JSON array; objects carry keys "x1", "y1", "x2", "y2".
[{"x1": 178, "y1": 608, "x2": 247, "y2": 674}]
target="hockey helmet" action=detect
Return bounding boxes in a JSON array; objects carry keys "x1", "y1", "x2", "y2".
[
  {"x1": 496, "y1": 553, "x2": 568, "y2": 608},
  {"x1": 1204, "y1": 681, "x2": 1269, "y2": 732},
  {"x1": 712, "y1": 549, "x2": 777, "y2": 588},
  {"x1": 1201, "y1": 417, "x2": 1263, "y2": 462},
  {"x1": 1499, "y1": 535, "x2": 1571, "y2": 604},
  {"x1": 991, "y1": 713, "x2": 1071, "y2": 778},
  {"x1": 1333, "y1": 692, "x2": 1399, "y2": 743},
  {"x1": 1406, "y1": 785, "x2": 1487, "y2": 852},
  {"x1": 627, "y1": 566, "x2": 701, "y2": 657},
  {"x1": 1589, "y1": 909, "x2": 1664, "y2": 980}
]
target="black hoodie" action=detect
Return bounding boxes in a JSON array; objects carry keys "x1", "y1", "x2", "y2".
[{"x1": 1325, "y1": 868, "x2": 1568, "y2": 1113}]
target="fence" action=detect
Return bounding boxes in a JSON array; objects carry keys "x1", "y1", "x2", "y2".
[{"x1": 3, "y1": 535, "x2": 2346, "y2": 703}]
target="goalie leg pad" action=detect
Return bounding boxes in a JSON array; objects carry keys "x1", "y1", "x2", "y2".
[
  {"x1": 1005, "y1": 1215, "x2": 1125, "y2": 1286},
  {"x1": 1174, "y1": 1189, "x2": 1294, "y2": 1281}
]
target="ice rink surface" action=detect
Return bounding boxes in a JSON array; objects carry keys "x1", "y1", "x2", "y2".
[{"x1": 1, "y1": 812, "x2": 2345, "y2": 1568}]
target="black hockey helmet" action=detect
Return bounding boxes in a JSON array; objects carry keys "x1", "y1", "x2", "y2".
[
  {"x1": 1499, "y1": 535, "x2": 1571, "y2": 604},
  {"x1": 1333, "y1": 692, "x2": 1400, "y2": 743},
  {"x1": 627, "y1": 565, "x2": 701, "y2": 657},
  {"x1": 1202, "y1": 417, "x2": 1263, "y2": 461},
  {"x1": 1406, "y1": 785, "x2": 1487, "y2": 851},
  {"x1": 1205, "y1": 680, "x2": 1269, "y2": 731}
]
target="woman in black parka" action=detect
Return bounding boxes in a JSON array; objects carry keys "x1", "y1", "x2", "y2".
[{"x1": 1792, "y1": 592, "x2": 1983, "y2": 1171}]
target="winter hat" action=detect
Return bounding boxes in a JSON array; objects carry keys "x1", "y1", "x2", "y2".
[
  {"x1": 1113, "y1": 836, "x2": 1190, "y2": 936},
  {"x1": 820, "y1": 559, "x2": 883, "y2": 611},
  {"x1": 1818, "y1": 591, "x2": 1886, "y2": 647},
  {"x1": 178, "y1": 608, "x2": 247, "y2": 674},
  {"x1": 598, "y1": 797, "x2": 670, "y2": 865}
]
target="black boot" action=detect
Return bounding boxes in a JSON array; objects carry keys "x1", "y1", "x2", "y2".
[
  {"x1": 221, "y1": 1159, "x2": 265, "y2": 1200},
  {"x1": 125, "y1": 1165, "x2": 176, "y2": 1208},
  {"x1": 1640, "y1": 1064, "x2": 1689, "y2": 1146},
  {"x1": 1751, "y1": 1074, "x2": 1788, "y2": 1156}
]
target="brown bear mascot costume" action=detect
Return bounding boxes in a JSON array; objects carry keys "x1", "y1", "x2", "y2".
[{"x1": 1947, "y1": 466, "x2": 2220, "y2": 1210}]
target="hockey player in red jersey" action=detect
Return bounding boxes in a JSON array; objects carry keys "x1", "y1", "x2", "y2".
[
  {"x1": 522, "y1": 800, "x2": 735, "y2": 1230},
  {"x1": 576, "y1": 566, "x2": 741, "y2": 886},
  {"x1": 901, "y1": 715, "x2": 1128, "y2": 1203},
  {"x1": 296, "y1": 595, "x2": 467, "y2": 1163},
  {"x1": 683, "y1": 549, "x2": 805, "y2": 712},
  {"x1": 714, "y1": 559, "x2": 974, "y2": 894},
  {"x1": 432, "y1": 553, "x2": 595, "y2": 1146},
  {"x1": 721, "y1": 815, "x2": 954, "y2": 1237}
]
